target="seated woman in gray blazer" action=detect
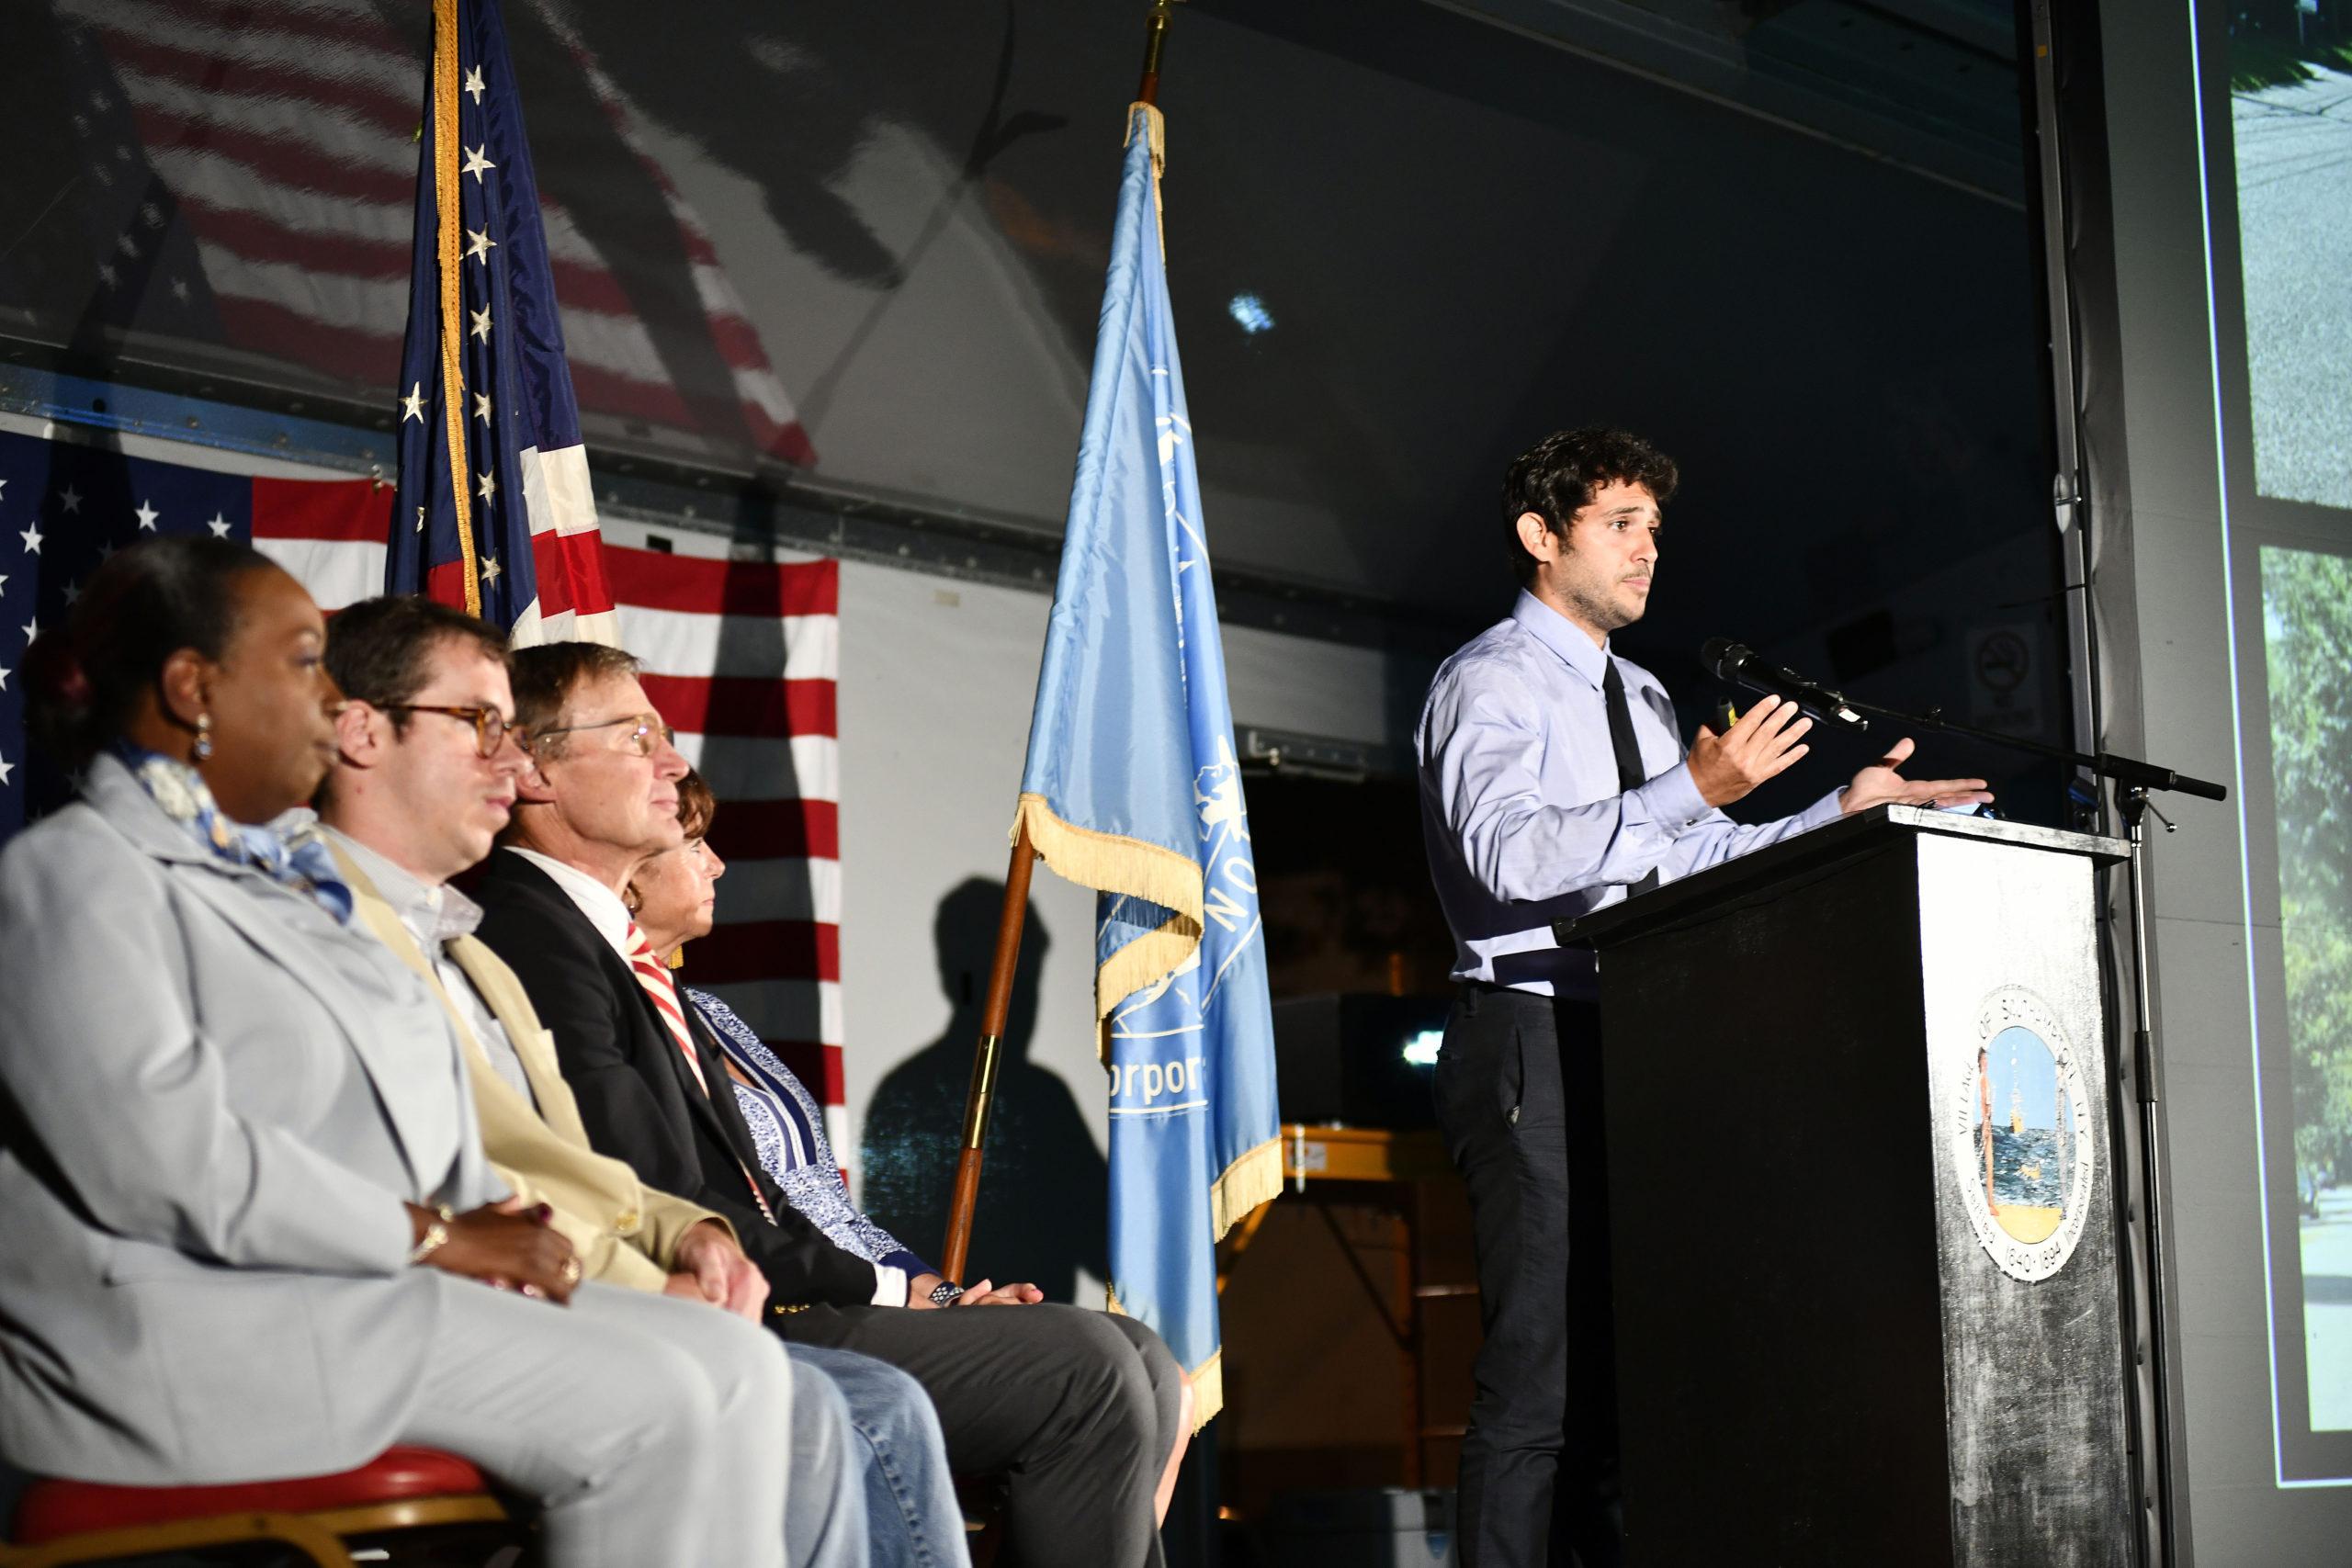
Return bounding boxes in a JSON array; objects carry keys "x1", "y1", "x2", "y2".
[{"x1": 0, "y1": 537, "x2": 791, "y2": 1568}]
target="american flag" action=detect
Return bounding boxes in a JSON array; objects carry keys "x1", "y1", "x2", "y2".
[
  {"x1": 608, "y1": 544, "x2": 846, "y2": 1153},
  {"x1": 0, "y1": 424, "x2": 398, "y2": 837},
  {"x1": 388, "y1": 0, "x2": 616, "y2": 641},
  {"x1": 0, "y1": 431, "x2": 844, "y2": 1131},
  {"x1": 50, "y1": 0, "x2": 813, "y2": 468}
]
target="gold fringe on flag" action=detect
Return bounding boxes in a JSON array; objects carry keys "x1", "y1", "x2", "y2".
[
  {"x1": 1012, "y1": 791, "x2": 1204, "y2": 1043},
  {"x1": 431, "y1": 0, "x2": 481, "y2": 615},
  {"x1": 1210, "y1": 1135, "x2": 1283, "y2": 1242}
]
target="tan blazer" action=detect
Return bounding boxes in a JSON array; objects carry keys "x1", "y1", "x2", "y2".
[{"x1": 332, "y1": 842, "x2": 724, "y2": 1291}]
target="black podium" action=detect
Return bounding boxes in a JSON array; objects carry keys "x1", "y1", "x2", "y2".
[{"x1": 1558, "y1": 806, "x2": 2137, "y2": 1568}]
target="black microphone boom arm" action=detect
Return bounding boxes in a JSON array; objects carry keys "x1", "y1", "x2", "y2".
[{"x1": 1697, "y1": 637, "x2": 2228, "y2": 803}]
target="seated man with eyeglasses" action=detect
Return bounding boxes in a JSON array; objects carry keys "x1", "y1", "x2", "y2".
[
  {"x1": 468, "y1": 641, "x2": 1191, "y2": 1568},
  {"x1": 309, "y1": 597, "x2": 957, "y2": 1568}
]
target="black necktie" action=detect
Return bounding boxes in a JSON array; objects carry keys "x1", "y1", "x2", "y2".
[{"x1": 1602, "y1": 657, "x2": 1661, "y2": 896}]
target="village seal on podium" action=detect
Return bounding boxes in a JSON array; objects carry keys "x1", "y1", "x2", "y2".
[{"x1": 1948, "y1": 985, "x2": 2096, "y2": 1282}]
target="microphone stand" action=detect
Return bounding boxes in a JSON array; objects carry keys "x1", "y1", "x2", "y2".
[{"x1": 1730, "y1": 674, "x2": 2221, "y2": 1561}]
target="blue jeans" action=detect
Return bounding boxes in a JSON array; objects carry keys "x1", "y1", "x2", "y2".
[{"x1": 787, "y1": 1341, "x2": 969, "y2": 1568}]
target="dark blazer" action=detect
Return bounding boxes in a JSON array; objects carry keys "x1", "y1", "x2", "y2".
[{"x1": 469, "y1": 849, "x2": 879, "y2": 1308}]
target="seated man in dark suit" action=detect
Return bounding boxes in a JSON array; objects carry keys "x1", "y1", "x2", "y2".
[{"x1": 467, "y1": 641, "x2": 1189, "y2": 1568}]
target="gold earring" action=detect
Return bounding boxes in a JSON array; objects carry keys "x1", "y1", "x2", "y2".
[{"x1": 192, "y1": 714, "x2": 214, "y2": 762}]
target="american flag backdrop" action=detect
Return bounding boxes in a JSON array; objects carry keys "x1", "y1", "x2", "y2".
[
  {"x1": 49, "y1": 0, "x2": 813, "y2": 462},
  {"x1": 0, "y1": 431, "x2": 845, "y2": 1134},
  {"x1": 609, "y1": 544, "x2": 847, "y2": 1155}
]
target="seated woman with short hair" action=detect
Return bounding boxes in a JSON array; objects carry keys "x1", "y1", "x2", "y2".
[
  {"x1": 628, "y1": 770, "x2": 1197, "y2": 1534},
  {"x1": 0, "y1": 538, "x2": 790, "y2": 1568}
]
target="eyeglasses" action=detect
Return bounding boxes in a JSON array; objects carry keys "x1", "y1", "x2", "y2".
[
  {"x1": 381, "y1": 704, "x2": 515, "y2": 759},
  {"x1": 526, "y1": 712, "x2": 675, "y2": 759}
]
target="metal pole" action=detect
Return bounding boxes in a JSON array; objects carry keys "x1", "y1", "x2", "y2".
[
  {"x1": 938, "y1": 822, "x2": 1039, "y2": 1285},
  {"x1": 2119, "y1": 784, "x2": 2177, "y2": 1565},
  {"x1": 1136, "y1": 0, "x2": 1174, "y2": 106}
]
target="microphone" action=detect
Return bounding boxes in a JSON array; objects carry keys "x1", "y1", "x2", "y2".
[{"x1": 1700, "y1": 639, "x2": 1869, "y2": 731}]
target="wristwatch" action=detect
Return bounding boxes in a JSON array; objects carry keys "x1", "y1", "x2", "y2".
[{"x1": 928, "y1": 1280, "x2": 966, "y2": 1307}]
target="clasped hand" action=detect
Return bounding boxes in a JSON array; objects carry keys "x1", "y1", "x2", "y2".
[
  {"x1": 1689, "y1": 696, "x2": 1991, "y2": 814},
  {"x1": 409, "y1": 1196, "x2": 578, "y2": 1304},
  {"x1": 906, "y1": 1271, "x2": 1046, "y2": 1308}
]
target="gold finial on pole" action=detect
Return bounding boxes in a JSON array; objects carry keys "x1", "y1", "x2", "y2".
[{"x1": 1136, "y1": 0, "x2": 1175, "y2": 107}]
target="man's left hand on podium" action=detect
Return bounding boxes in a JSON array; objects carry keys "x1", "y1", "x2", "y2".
[{"x1": 1838, "y1": 736, "x2": 1993, "y2": 816}]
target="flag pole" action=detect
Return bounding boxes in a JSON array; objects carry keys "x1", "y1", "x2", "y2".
[
  {"x1": 939, "y1": 824, "x2": 1038, "y2": 1284},
  {"x1": 431, "y1": 0, "x2": 483, "y2": 615},
  {"x1": 1136, "y1": 0, "x2": 1174, "y2": 107},
  {"x1": 938, "y1": 0, "x2": 1179, "y2": 1288}
]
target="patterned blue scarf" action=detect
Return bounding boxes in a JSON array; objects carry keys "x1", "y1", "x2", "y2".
[{"x1": 111, "y1": 741, "x2": 355, "y2": 925}]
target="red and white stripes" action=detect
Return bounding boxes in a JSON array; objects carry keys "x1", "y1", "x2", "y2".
[
  {"x1": 61, "y1": 0, "x2": 813, "y2": 464},
  {"x1": 608, "y1": 544, "x2": 846, "y2": 1144}
]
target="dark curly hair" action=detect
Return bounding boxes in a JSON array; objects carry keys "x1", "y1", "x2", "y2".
[{"x1": 1501, "y1": 428, "x2": 1679, "y2": 588}]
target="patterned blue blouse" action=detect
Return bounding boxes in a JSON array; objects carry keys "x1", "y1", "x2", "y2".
[{"x1": 686, "y1": 988, "x2": 932, "y2": 1280}]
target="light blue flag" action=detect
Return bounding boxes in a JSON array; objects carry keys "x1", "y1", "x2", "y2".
[{"x1": 1014, "y1": 104, "x2": 1282, "y2": 1421}]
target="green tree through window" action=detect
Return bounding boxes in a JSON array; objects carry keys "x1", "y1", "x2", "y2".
[{"x1": 2263, "y1": 546, "x2": 2352, "y2": 1220}]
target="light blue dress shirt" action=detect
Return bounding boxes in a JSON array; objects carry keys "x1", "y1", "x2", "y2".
[{"x1": 1417, "y1": 591, "x2": 1847, "y2": 998}]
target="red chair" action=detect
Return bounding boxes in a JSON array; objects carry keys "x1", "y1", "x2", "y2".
[{"x1": 0, "y1": 1447, "x2": 517, "y2": 1568}]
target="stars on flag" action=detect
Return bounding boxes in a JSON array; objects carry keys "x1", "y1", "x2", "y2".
[
  {"x1": 0, "y1": 753, "x2": 12, "y2": 788},
  {"x1": 0, "y1": 664, "x2": 9, "y2": 692},
  {"x1": 61, "y1": 581, "x2": 80, "y2": 606},
  {"x1": 19, "y1": 617, "x2": 36, "y2": 645},
  {"x1": 469, "y1": 304, "x2": 493, "y2": 342},
  {"x1": 96, "y1": 263, "x2": 118, "y2": 289},
  {"x1": 17, "y1": 524, "x2": 41, "y2": 555},
  {"x1": 0, "y1": 575, "x2": 9, "y2": 595},
  {"x1": 474, "y1": 392, "x2": 492, "y2": 423},
  {"x1": 480, "y1": 556, "x2": 502, "y2": 586},
  {"x1": 134, "y1": 501, "x2": 158, "y2": 531},
  {"x1": 466, "y1": 228, "x2": 495, "y2": 264},
  {"x1": 476, "y1": 469, "x2": 497, "y2": 504},
  {"x1": 415, "y1": 506, "x2": 427, "y2": 534},
  {"x1": 401, "y1": 383, "x2": 427, "y2": 423},
  {"x1": 461, "y1": 143, "x2": 496, "y2": 181},
  {"x1": 207, "y1": 513, "x2": 232, "y2": 539},
  {"x1": 57, "y1": 485, "x2": 81, "y2": 514},
  {"x1": 463, "y1": 64, "x2": 486, "y2": 103}
]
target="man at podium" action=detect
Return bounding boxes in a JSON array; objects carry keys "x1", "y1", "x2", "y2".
[{"x1": 1415, "y1": 428, "x2": 1990, "y2": 1568}]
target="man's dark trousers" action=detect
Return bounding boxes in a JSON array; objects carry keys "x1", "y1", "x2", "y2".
[{"x1": 1434, "y1": 982, "x2": 1621, "y2": 1568}]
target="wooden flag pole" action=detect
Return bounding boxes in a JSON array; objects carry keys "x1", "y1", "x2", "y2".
[
  {"x1": 431, "y1": 0, "x2": 482, "y2": 615},
  {"x1": 939, "y1": 0, "x2": 1178, "y2": 1290},
  {"x1": 938, "y1": 822, "x2": 1039, "y2": 1285}
]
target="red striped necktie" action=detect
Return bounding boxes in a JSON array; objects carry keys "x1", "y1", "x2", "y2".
[
  {"x1": 627, "y1": 921, "x2": 708, "y2": 1093},
  {"x1": 625, "y1": 920, "x2": 775, "y2": 1224}
]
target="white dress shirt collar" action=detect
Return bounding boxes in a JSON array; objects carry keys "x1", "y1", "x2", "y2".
[
  {"x1": 504, "y1": 846, "x2": 635, "y2": 961},
  {"x1": 1510, "y1": 588, "x2": 1612, "y2": 692},
  {"x1": 322, "y1": 828, "x2": 483, "y2": 949}
]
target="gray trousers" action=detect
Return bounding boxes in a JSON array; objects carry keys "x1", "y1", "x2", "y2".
[
  {"x1": 779, "y1": 1303, "x2": 1184, "y2": 1568},
  {"x1": 398, "y1": 1280, "x2": 791, "y2": 1568}
]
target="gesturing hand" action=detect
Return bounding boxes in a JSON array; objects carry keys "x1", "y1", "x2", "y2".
[
  {"x1": 412, "y1": 1198, "x2": 578, "y2": 1304},
  {"x1": 668, "y1": 1221, "x2": 770, "y2": 1322},
  {"x1": 1838, "y1": 736, "x2": 1993, "y2": 816},
  {"x1": 1687, "y1": 695, "x2": 1812, "y2": 808}
]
